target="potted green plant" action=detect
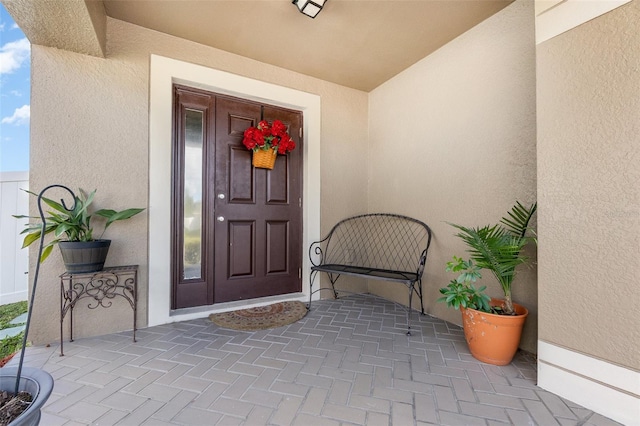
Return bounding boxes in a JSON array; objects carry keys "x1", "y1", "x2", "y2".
[
  {"x1": 438, "y1": 201, "x2": 537, "y2": 365},
  {"x1": 14, "y1": 186, "x2": 144, "y2": 273}
]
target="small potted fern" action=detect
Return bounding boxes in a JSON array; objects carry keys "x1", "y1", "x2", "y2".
[{"x1": 438, "y1": 201, "x2": 537, "y2": 365}]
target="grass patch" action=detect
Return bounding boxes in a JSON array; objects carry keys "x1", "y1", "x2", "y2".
[
  {"x1": 0, "y1": 333, "x2": 24, "y2": 361},
  {"x1": 0, "y1": 301, "x2": 27, "y2": 330},
  {"x1": 0, "y1": 301, "x2": 28, "y2": 361}
]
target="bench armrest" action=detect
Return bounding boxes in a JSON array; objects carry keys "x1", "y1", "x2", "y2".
[
  {"x1": 416, "y1": 249, "x2": 428, "y2": 280},
  {"x1": 309, "y1": 235, "x2": 330, "y2": 267}
]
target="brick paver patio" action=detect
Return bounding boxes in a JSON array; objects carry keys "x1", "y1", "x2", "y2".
[{"x1": 7, "y1": 294, "x2": 621, "y2": 425}]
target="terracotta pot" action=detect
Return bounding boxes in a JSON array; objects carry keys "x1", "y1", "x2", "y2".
[{"x1": 460, "y1": 298, "x2": 528, "y2": 366}]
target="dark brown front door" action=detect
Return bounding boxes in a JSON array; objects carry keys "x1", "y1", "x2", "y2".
[{"x1": 172, "y1": 86, "x2": 303, "y2": 309}]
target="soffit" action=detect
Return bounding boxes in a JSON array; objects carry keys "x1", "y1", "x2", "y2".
[
  {"x1": 2, "y1": 0, "x2": 106, "y2": 57},
  {"x1": 102, "y1": 0, "x2": 512, "y2": 92}
]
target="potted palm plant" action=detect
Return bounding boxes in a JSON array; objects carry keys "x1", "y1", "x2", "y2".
[
  {"x1": 14, "y1": 186, "x2": 144, "y2": 273},
  {"x1": 438, "y1": 201, "x2": 537, "y2": 365}
]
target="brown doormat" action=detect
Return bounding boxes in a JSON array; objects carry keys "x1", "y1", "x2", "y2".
[{"x1": 208, "y1": 301, "x2": 308, "y2": 331}]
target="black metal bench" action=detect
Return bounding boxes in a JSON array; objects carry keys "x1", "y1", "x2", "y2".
[{"x1": 308, "y1": 213, "x2": 432, "y2": 334}]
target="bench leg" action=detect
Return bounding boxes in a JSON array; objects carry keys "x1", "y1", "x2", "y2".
[
  {"x1": 328, "y1": 273, "x2": 340, "y2": 299},
  {"x1": 307, "y1": 271, "x2": 342, "y2": 313},
  {"x1": 407, "y1": 283, "x2": 413, "y2": 336},
  {"x1": 418, "y1": 278, "x2": 425, "y2": 315},
  {"x1": 308, "y1": 270, "x2": 318, "y2": 310}
]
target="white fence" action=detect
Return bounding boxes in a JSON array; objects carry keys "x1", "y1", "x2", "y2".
[{"x1": 0, "y1": 172, "x2": 29, "y2": 305}]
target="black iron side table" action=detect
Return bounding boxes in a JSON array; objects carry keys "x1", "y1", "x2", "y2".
[{"x1": 59, "y1": 265, "x2": 138, "y2": 356}]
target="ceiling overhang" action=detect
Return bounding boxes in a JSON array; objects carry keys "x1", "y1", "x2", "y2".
[
  {"x1": 3, "y1": 0, "x2": 513, "y2": 91},
  {"x1": 3, "y1": 0, "x2": 106, "y2": 57}
]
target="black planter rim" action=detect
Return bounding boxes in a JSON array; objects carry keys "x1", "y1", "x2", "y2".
[{"x1": 58, "y1": 239, "x2": 111, "y2": 248}]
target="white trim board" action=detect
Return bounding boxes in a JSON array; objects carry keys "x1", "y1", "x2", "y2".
[
  {"x1": 538, "y1": 340, "x2": 640, "y2": 425},
  {"x1": 535, "y1": 0, "x2": 632, "y2": 44},
  {"x1": 148, "y1": 54, "x2": 321, "y2": 327}
]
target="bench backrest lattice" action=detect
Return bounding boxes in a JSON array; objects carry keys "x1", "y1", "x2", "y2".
[
  {"x1": 318, "y1": 214, "x2": 431, "y2": 275},
  {"x1": 308, "y1": 213, "x2": 432, "y2": 335}
]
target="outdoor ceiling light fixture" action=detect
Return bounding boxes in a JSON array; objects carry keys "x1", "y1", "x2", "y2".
[{"x1": 292, "y1": 0, "x2": 327, "y2": 18}]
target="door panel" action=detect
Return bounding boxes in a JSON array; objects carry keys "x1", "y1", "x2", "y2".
[
  {"x1": 266, "y1": 221, "x2": 289, "y2": 273},
  {"x1": 228, "y1": 146, "x2": 255, "y2": 203},
  {"x1": 172, "y1": 87, "x2": 303, "y2": 308},
  {"x1": 266, "y1": 156, "x2": 290, "y2": 203},
  {"x1": 228, "y1": 220, "x2": 255, "y2": 278}
]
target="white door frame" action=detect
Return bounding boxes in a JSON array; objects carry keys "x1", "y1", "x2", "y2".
[{"x1": 148, "y1": 54, "x2": 321, "y2": 326}]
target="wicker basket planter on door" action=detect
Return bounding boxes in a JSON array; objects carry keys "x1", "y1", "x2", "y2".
[{"x1": 252, "y1": 149, "x2": 277, "y2": 169}]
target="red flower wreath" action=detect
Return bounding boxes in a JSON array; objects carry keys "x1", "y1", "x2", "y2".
[{"x1": 242, "y1": 120, "x2": 296, "y2": 155}]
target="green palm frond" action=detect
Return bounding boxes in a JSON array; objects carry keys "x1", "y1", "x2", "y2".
[
  {"x1": 450, "y1": 224, "x2": 527, "y2": 289},
  {"x1": 500, "y1": 201, "x2": 537, "y2": 239}
]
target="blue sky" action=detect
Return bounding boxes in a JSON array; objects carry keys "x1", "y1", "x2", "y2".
[{"x1": 0, "y1": 4, "x2": 30, "y2": 172}]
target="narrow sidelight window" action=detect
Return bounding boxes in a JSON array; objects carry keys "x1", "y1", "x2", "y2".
[{"x1": 183, "y1": 109, "x2": 204, "y2": 280}]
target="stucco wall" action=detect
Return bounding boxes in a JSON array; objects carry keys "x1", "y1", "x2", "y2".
[
  {"x1": 29, "y1": 18, "x2": 368, "y2": 345},
  {"x1": 368, "y1": 0, "x2": 538, "y2": 352},
  {"x1": 537, "y1": 0, "x2": 640, "y2": 369}
]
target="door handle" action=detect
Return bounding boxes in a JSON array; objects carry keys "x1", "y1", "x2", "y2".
[
  {"x1": 217, "y1": 216, "x2": 225, "y2": 222},
  {"x1": 217, "y1": 193, "x2": 225, "y2": 199}
]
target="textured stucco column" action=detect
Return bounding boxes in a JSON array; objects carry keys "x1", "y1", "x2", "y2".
[{"x1": 536, "y1": 1, "x2": 640, "y2": 423}]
